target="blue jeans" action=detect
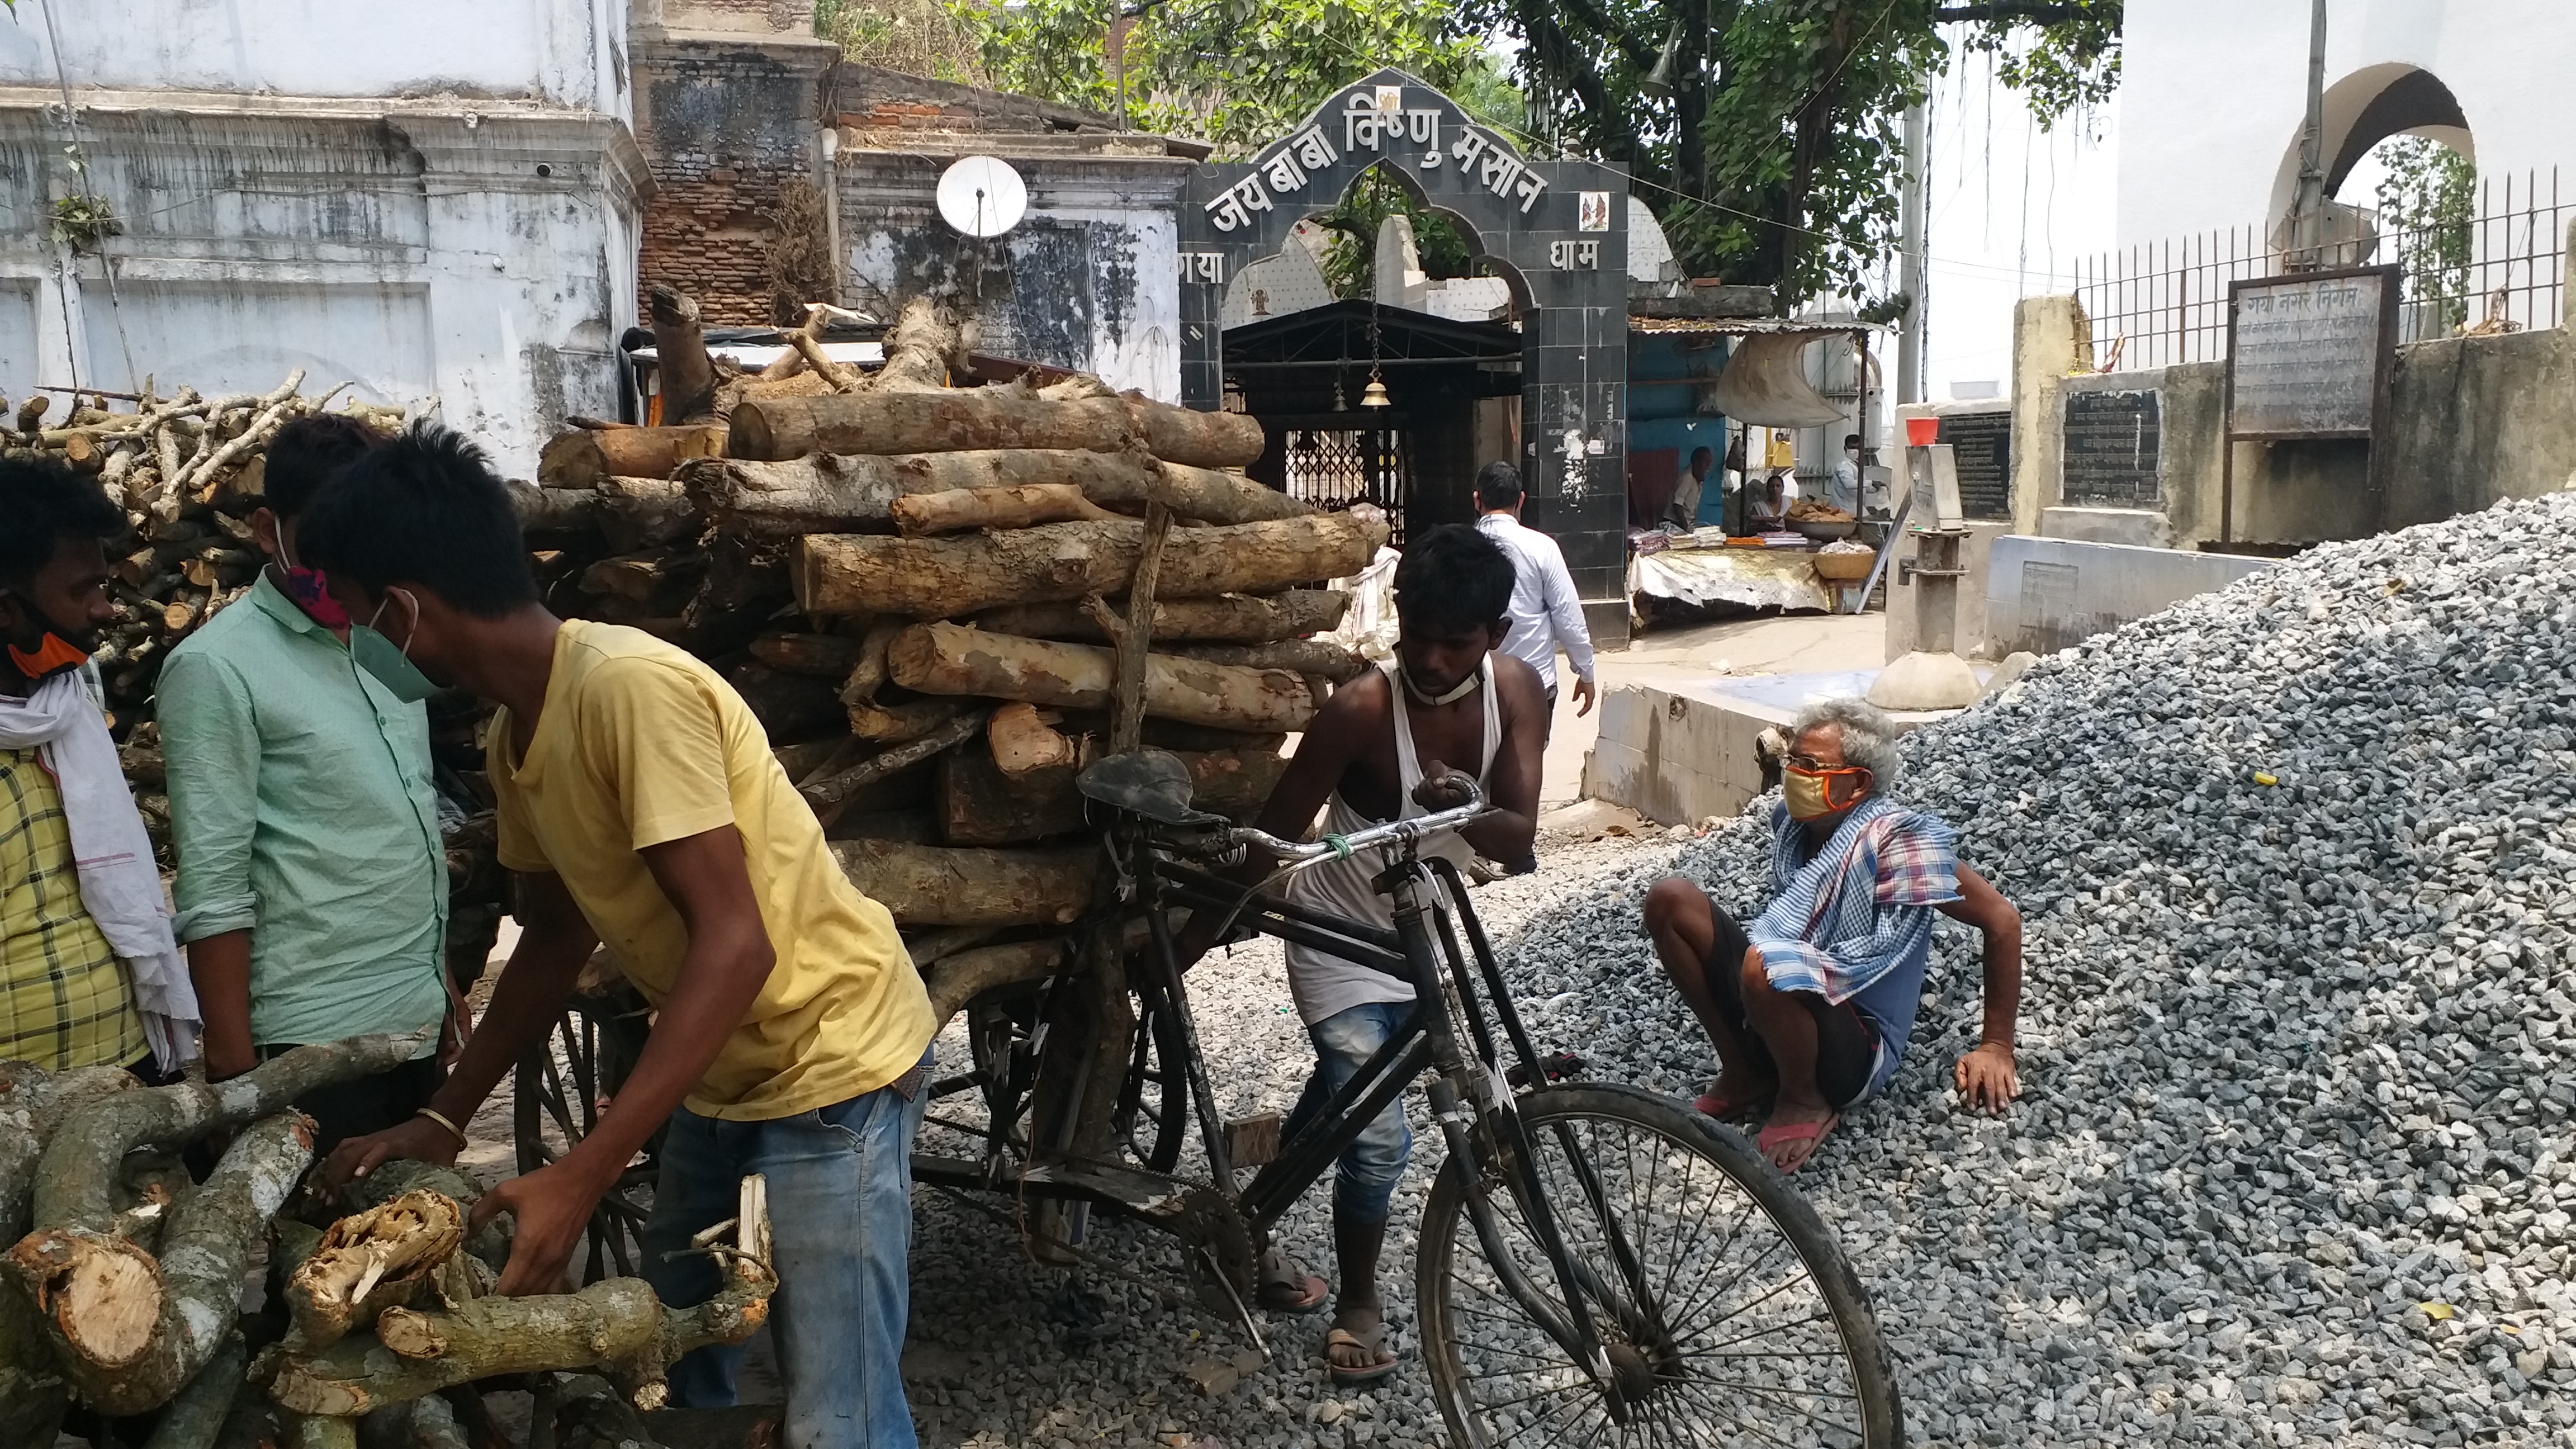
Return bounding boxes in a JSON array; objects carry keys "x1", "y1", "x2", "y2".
[
  {"x1": 1282, "y1": 1001, "x2": 1414, "y2": 1227},
  {"x1": 641, "y1": 1049, "x2": 933, "y2": 1449}
]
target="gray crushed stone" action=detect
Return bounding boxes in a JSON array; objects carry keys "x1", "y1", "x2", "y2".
[{"x1": 891, "y1": 490, "x2": 2576, "y2": 1446}]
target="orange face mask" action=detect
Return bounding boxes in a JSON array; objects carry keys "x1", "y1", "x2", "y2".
[
  {"x1": 1783, "y1": 762, "x2": 1871, "y2": 820},
  {"x1": 5, "y1": 628, "x2": 89, "y2": 681}
]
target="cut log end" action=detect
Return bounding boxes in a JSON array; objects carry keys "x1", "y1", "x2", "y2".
[
  {"x1": 375, "y1": 1304, "x2": 452, "y2": 1361},
  {"x1": 6, "y1": 1227, "x2": 163, "y2": 1368},
  {"x1": 285, "y1": 1188, "x2": 466, "y2": 1349}
]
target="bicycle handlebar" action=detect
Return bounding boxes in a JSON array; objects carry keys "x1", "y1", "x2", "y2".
[{"x1": 1217, "y1": 778, "x2": 1488, "y2": 872}]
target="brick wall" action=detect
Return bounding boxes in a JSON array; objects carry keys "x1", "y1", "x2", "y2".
[
  {"x1": 632, "y1": 40, "x2": 834, "y2": 326},
  {"x1": 827, "y1": 63, "x2": 1115, "y2": 137}
]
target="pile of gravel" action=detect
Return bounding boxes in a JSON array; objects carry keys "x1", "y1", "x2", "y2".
[{"x1": 1498, "y1": 490, "x2": 2576, "y2": 1446}]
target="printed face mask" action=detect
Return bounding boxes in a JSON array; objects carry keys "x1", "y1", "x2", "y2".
[
  {"x1": 1783, "y1": 762, "x2": 1870, "y2": 820},
  {"x1": 5, "y1": 630, "x2": 89, "y2": 681},
  {"x1": 1, "y1": 591, "x2": 91, "y2": 681},
  {"x1": 275, "y1": 535, "x2": 351, "y2": 629}
]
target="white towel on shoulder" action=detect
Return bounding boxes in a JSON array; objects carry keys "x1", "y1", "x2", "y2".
[{"x1": 0, "y1": 666, "x2": 201, "y2": 1066}]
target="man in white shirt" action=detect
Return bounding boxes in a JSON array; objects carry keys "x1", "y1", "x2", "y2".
[
  {"x1": 1830, "y1": 433, "x2": 1864, "y2": 515},
  {"x1": 1474, "y1": 462, "x2": 1598, "y2": 724}
]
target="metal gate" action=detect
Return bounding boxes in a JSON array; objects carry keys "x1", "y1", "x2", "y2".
[{"x1": 1278, "y1": 420, "x2": 1410, "y2": 541}]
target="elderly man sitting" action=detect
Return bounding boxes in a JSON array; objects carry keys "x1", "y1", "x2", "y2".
[{"x1": 1643, "y1": 699, "x2": 2024, "y2": 1172}]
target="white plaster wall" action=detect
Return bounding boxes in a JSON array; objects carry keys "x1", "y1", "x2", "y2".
[
  {"x1": 2118, "y1": 0, "x2": 2573, "y2": 250},
  {"x1": 0, "y1": 0, "x2": 629, "y2": 117},
  {"x1": 1058, "y1": 207, "x2": 1180, "y2": 401},
  {"x1": 1, "y1": 107, "x2": 642, "y2": 477},
  {"x1": 840, "y1": 153, "x2": 1190, "y2": 402}
]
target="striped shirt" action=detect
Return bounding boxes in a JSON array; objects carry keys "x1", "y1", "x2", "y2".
[
  {"x1": 1749, "y1": 795, "x2": 1959, "y2": 1098},
  {"x1": 0, "y1": 746, "x2": 146, "y2": 1068}
]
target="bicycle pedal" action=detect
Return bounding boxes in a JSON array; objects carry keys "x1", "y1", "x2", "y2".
[
  {"x1": 1505, "y1": 1051, "x2": 1586, "y2": 1090},
  {"x1": 1224, "y1": 1112, "x2": 1282, "y2": 1167}
]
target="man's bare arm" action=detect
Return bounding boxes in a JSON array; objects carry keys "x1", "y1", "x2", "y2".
[
  {"x1": 186, "y1": 932, "x2": 258, "y2": 1081},
  {"x1": 1938, "y1": 861, "x2": 2023, "y2": 1111},
  {"x1": 323, "y1": 870, "x2": 599, "y2": 1186},
  {"x1": 1168, "y1": 678, "x2": 1381, "y2": 968},
  {"x1": 473, "y1": 826, "x2": 776, "y2": 1294}
]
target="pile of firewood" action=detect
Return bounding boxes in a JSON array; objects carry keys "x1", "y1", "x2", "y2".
[
  {"x1": 0, "y1": 374, "x2": 413, "y2": 736},
  {"x1": 519, "y1": 292, "x2": 1386, "y2": 1016},
  {"x1": 0, "y1": 1039, "x2": 776, "y2": 1449},
  {"x1": 2, "y1": 377, "x2": 505, "y2": 1004}
]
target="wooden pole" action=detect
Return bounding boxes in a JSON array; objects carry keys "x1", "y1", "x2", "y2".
[{"x1": 1108, "y1": 503, "x2": 1173, "y2": 755}]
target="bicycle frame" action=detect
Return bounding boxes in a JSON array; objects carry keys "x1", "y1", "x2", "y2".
[{"x1": 1142, "y1": 840, "x2": 1650, "y2": 1407}]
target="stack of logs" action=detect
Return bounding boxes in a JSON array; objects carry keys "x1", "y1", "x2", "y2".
[
  {"x1": 523, "y1": 296, "x2": 1387, "y2": 1017},
  {"x1": 0, "y1": 1038, "x2": 776, "y2": 1449}
]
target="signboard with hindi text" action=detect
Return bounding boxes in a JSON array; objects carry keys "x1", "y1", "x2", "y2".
[
  {"x1": 2224, "y1": 266, "x2": 2398, "y2": 439},
  {"x1": 1178, "y1": 68, "x2": 1634, "y2": 638},
  {"x1": 2061, "y1": 389, "x2": 2161, "y2": 507},
  {"x1": 1935, "y1": 410, "x2": 2013, "y2": 521}
]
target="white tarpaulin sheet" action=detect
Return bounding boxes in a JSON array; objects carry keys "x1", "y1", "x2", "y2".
[
  {"x1": 1708, "y1": 332, "x2": 1848, "y2": 428},
  {"x1": 1630, "y1": 547, "x2": 1833, "y2": 613}
]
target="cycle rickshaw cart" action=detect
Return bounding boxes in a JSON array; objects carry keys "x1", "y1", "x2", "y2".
[{"x1": 516, "y1": 750, "x2": 1902, "y2": 1447}]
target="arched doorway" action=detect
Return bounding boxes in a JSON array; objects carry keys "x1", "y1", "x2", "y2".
[
  {"x1": 1178, "y1": 70, "x2": 1635, "y2": 645},
  {"x1": 2270, "y1": 64, "x2": 2480, "y2": 338}
]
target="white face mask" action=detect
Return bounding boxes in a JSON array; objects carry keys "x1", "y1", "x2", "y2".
[{"x1": 1844, "y1": 448, "x2": 1860, "y2": 461}]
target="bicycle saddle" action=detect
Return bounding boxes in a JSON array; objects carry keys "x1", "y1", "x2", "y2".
[{"x1": 1076, "y1": 749, "x2": 1229, "y2": 827}]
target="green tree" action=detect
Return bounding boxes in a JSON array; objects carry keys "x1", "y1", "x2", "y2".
[
  {"x1": 1486, "y1": 0, "x2": 2120, "y2": 305},
  {"x1": 1313, "y1": 166, "x2": 1481, "y2": 299},
  {"x1": 2372, "y1": 135, "x2": 2475, "y2": 333},
  {"x1": 956, "y1": 0, "x2": 1515, "y2": 156}
]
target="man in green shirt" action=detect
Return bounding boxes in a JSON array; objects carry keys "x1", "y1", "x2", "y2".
[{"x1": 161, "y1": 415, "x2": 449, "y2": 1149}]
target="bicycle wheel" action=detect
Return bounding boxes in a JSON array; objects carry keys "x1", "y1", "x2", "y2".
[
  {"x1": 1417, "y1": 1084, "x2": 1900, "y2": 1449},
  {"x1": 1111, "y1": 988, "x2": 1188, "y2": 1173},
  {"x1": 514, "y1": 990, "x2": 661, "y2": 1284}
]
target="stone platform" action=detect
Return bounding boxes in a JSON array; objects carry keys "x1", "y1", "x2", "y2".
[{"x1": 1578, "y1": 667, "x2": 1972, "y2": 826}]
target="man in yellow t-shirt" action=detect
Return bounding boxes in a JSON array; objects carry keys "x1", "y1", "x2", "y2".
[{"x1": 313, "y1": 425, "x2": 936, "y2": 1449}]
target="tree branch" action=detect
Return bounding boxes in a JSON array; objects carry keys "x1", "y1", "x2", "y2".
[
  {"x1": 1546, "y1": 0, "x2": 1659, "y2": 72},
  {"x1": 1934, "y1": 2, "x2": 2096, "y2": 22},
  {"x1": 1518, "y1": 6, "x2": 1645, "y2": 165}
]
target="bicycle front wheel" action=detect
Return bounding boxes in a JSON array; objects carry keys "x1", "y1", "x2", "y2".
[{"x1": 1417, "y1": 1084, "x2": 1900, "y2": 1449}]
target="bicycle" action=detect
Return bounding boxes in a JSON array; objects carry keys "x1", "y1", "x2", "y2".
[{"x1": 916, "y1": 750, "x2": 1905, "y2": 1448}]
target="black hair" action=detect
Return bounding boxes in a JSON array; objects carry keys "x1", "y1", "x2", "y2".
[
  {"x1": 1394, "y1": 523, "x2": 1514, "y2": 634},
  {"x1": 1843, "y1": 433, "x2": 1863, "y2": 449},
  {"x1": 298, "y1": 422, "x2": 538, "y2": 618},
  {"x1": 1474, "y1": 461, "x2": 1523, "y2": 510},
  {"x1": 0, "y1": 453, "x2": 125, "y2": 590},
  {"x1": 1689, "y1": 446, "x2": 1715, "y2": 466},
  {"x1": 263, "y1": 413, "x2": 387, "y2": 519}
]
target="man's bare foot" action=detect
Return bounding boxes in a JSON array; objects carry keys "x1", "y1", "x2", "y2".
[
  {"x1": 1754, "y1": 1099, "x2": 1838, "y2": 1172},
  {"x1": 1326, "y1": 1298, "x2": 1399, "y2": 1385}
]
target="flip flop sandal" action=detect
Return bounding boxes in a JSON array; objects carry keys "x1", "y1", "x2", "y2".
[
  {"x1": 1755, "y1": 1112, "x2": 1840, "y2": 1173},
  {"x1": 1692, "y1": 1087, "x2": 1774, "y2": 1123},
  {"x1": 1325, "y1": 1326, "x2": 1401, "y2": 1387},
  {"x1": 1254, "y1": 1251, "x2": 1329, "y2": 1313}
]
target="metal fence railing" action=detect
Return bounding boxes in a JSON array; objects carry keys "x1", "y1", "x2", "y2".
[{"x1": 2075, "y1": 168, "x2": 2568, "y2": 372}]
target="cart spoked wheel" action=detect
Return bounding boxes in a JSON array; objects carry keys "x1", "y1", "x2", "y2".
[{"x1": 514, "y1": 983, "x2": 663, "y2": 1285}]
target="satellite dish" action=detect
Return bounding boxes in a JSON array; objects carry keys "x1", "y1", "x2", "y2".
[{"x1": 936, "y1": 155, "x2": 1027, "y2": 239}]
